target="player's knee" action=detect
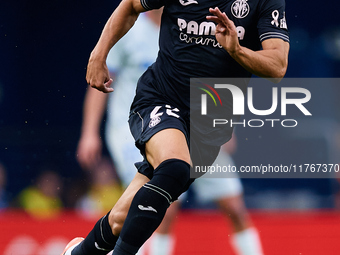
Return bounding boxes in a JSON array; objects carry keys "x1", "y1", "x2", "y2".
[
  {"x1": 228, "y1": 208, "x2": 247, "y2": 224},
  {"x1": 151, "y1": 159, "x2": 191, "y2": 202},
  {"x1": 155, "y1": 158, "x2": 191, "y2": 183},
  {"x1": 218, "y1": 197, "x2": 249, "y2": 223}
]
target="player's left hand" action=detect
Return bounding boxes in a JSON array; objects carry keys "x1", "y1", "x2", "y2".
[{"x1": 207, "y1": 7, "x2": 241, "y2": 55}]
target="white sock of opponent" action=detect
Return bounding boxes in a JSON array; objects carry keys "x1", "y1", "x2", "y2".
[
  {"x1": 149, "y1": 233, "x2": 174, "y2": 255},
  {"x1": 231, "y1": 227, "x2": 264, "y2": 255}
]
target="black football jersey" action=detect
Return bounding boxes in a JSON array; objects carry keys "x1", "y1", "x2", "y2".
[{"x1": 132, "y1": 0, "x2": 289, "y2": 112}]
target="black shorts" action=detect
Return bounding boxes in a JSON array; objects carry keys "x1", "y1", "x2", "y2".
[{"x1": 128, "y1": 104, "x2": 220, "y2": 180}]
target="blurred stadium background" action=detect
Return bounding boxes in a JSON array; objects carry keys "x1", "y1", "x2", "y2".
[{"x1": 1, "y1": 0, "x2": 340, "y2": 254}]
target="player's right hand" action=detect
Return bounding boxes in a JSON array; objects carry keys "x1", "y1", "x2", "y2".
[
  {"x1": 207, "y1": 7, "x2": 241, "y2": 55},
  {"x1": 86, "y1": 54, "x2": 114, "y2": 93}
]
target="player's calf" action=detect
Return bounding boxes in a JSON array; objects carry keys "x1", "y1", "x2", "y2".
[
  {"x1": 70, "y1": 212, "x2": 118, "y2": 255},
  {"x1": 113, "y1": 159, "x2": 191, "y2": 255}
]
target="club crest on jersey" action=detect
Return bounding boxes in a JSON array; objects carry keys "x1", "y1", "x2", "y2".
[
  {"x1": 231, "y1": 0, "x2": 250, "y2": 19},
  {"x1": 179, "y1": 0, "x2": 198, "y2": 6},
  {"x1": 149, "y1": 116, "x2": 161, "y2": 128}
]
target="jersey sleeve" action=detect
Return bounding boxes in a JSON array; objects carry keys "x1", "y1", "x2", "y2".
[
  {"x1": 140, "y1": 0, "x2": 166, "y2": 11},
  {"x1": 257, "y1": 0, "x2": 289, "y2": 43}
]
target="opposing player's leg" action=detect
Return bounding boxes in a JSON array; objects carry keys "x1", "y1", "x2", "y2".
[
  {"x1": 194, "y1": 149, "x2": 263, "y2": 255},
  {"x1": 149, "y1": 200, "x2": 180, "y2": 255},
  {"x1": 62, "y1": 172, "x2": 150, "y2": 255},
  {"x1": 112, "y1": 128, "x2": 192, "y2": 255},
  {"x1": 216, "y1": 194, "x2": 251, "y2": 232},
  {"x1": 216, "y1": 195, "x2": 263, "y2": 255}
]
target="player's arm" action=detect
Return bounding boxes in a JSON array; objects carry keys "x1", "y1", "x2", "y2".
[
  {"x1": 76, "y1": 86, "x2": 110, "y2": 170},
  {"x1": 86, "y1": 0, "x2": 145, "y2": 92},
  {"x1": 232, "y1": 37, "x2": 289, "y2": 82},
  {"x1": 207, "y1": 7, "x2": 289, "y2": 83}
]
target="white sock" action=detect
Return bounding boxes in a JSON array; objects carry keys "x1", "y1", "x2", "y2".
[
  {"x1": 231, "y1": 227, "x2": 264, "y2": 255},
  {"x1": 149, "y1": 233, "x2": 174, "y2": 255},
  {"x1": 135, "y1": 241, "x2": 146, "y2": 255}
]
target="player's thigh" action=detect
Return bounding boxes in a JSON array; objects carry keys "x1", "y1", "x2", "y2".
[
  {"x1": 109, "y1": 172, "x2": 150, "y2": 233},
  {"x1": 129, "y1": 104, "x2": 190, "y2": 170},
  {"x1": 193, "y1": 177, "x2": 243, "y2": 202},
  {"x1": 145, "y1": 128, "x2": 191, "y2": 169}
]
